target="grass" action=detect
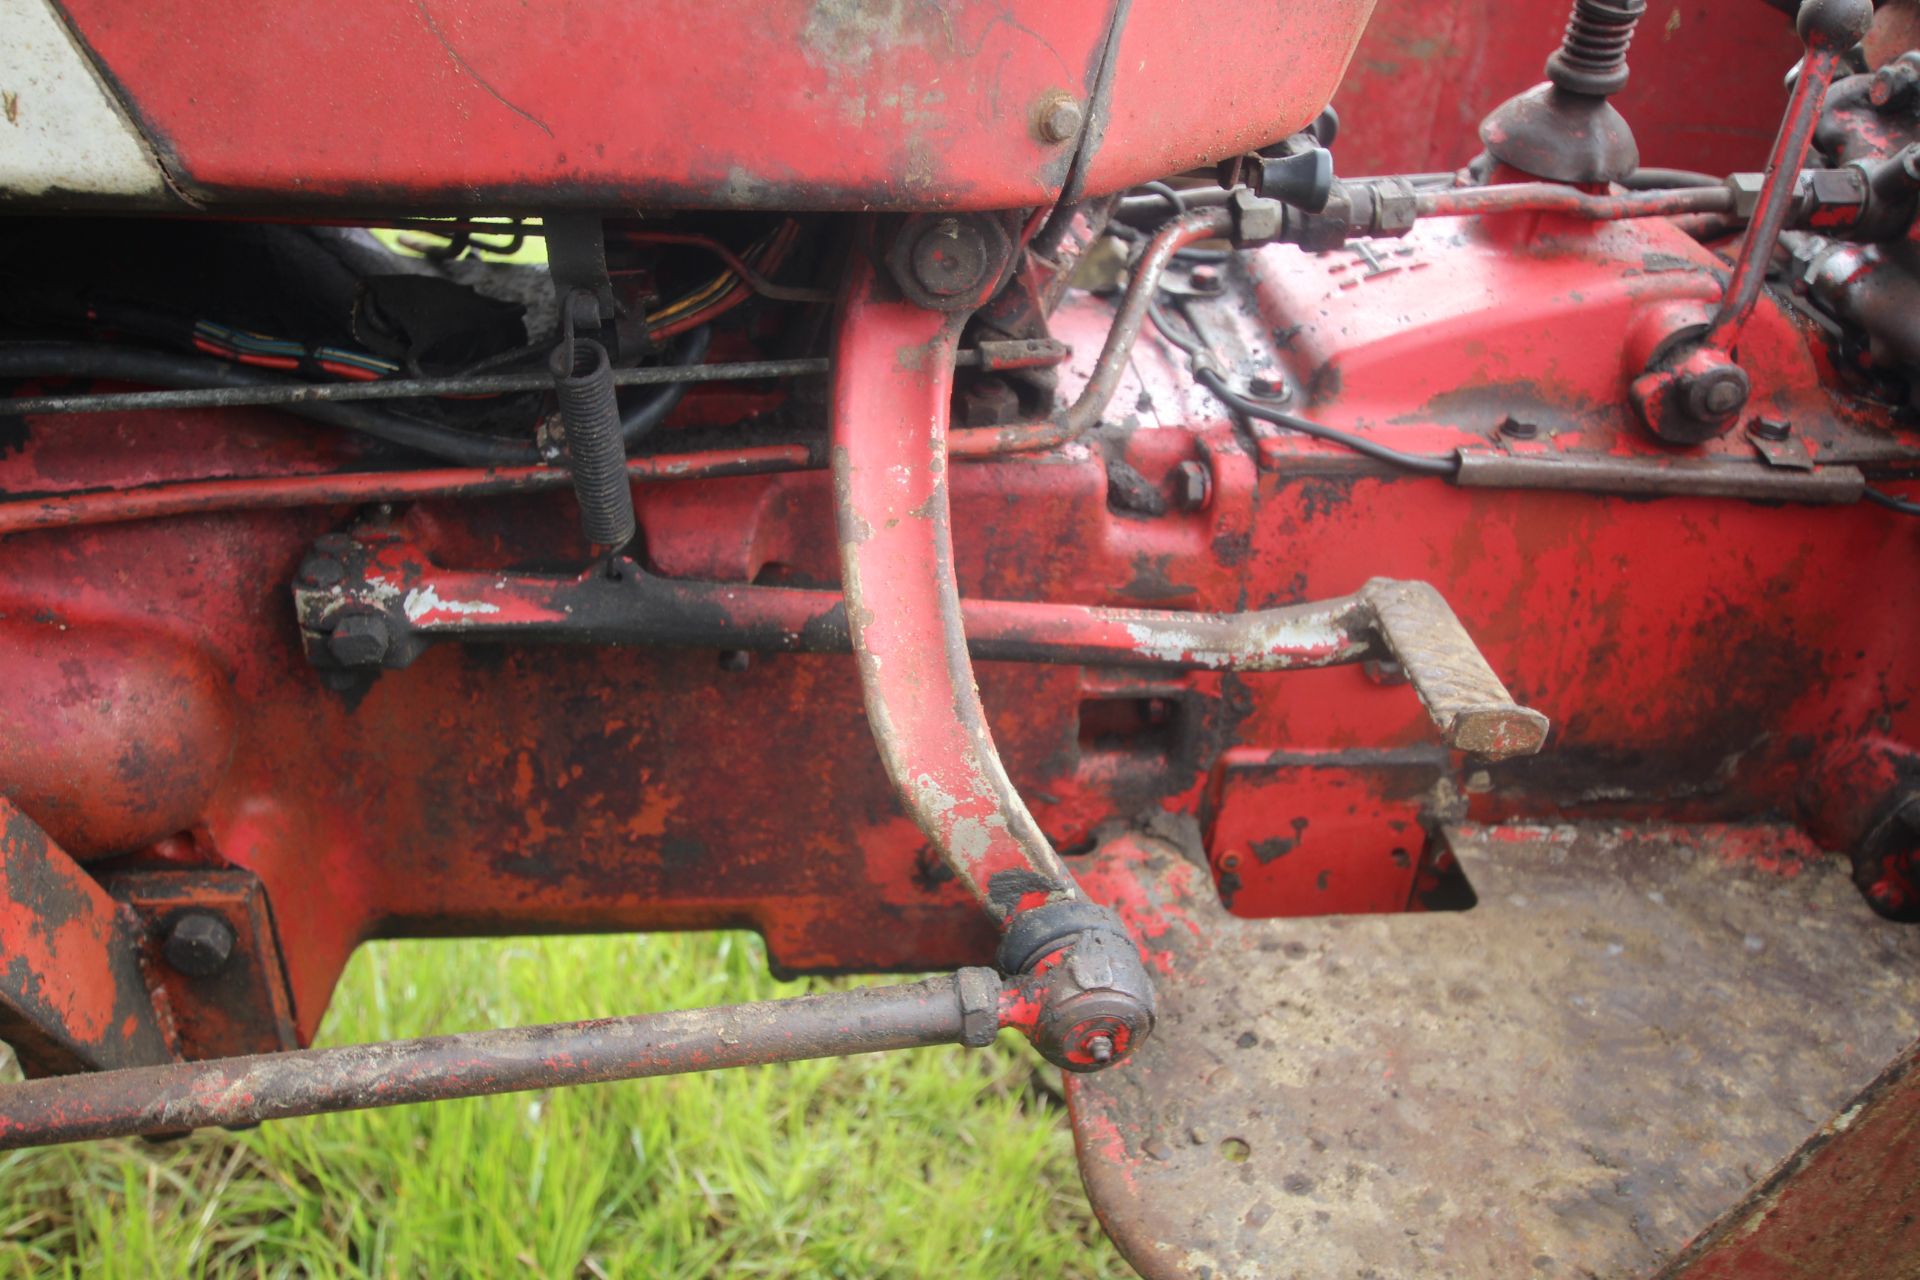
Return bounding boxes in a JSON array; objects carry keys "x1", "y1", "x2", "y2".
[{"x1": 0, "y1": 933, "x2": 1131, "y2": 1278}]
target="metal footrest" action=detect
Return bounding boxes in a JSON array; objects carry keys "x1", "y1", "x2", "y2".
[{"x1": 1067, "y1": 825, "x2": 1920, "y2": 1279}]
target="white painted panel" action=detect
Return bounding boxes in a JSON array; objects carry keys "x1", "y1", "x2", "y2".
[{"x1": 0, "y1": 0, "x2": 167, "y2": 197}]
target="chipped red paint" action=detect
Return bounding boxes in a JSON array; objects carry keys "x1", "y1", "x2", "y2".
[
  {"x1": 829, "y1": 244, "x2": 1082, "y2": 926},
  {"x1": 0, "y1": 799, "x2": 170, "y2": 1074}
]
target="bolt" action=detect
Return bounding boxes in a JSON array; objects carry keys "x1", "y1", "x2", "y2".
[
  {"x1": 1173, "y1": 461, "x2": 1213, "y2": 512},
  {"x1": 1679, "y1": 362, "x2": 1750, "y2": 423},
  {"x1": 1087, "y1": 1034, "x2": 1115, "y2": 1064},
  {"x1": 163, "y1": 913, "x2": 235, "y2": 978},
  {"x1": 909, "y1": 218, "x2": 990, "y2": 299},
  {"x1": 717, "y1": 649, "x2": 752, "y2": 673},
  {"x1": 1247, "y1": 375, "x2": 1289, "y2": 401},
  {"x1": 1498, "y1": 416, "x2": 1539, "y2": 441},
  {"x1": 326, "y1": 613, "x2": 392, "y2": 667},
  {"x1": 1187, "y1": 265, "x2": 1222, "y2": 294},
  {"x1": 1220, "y1": 852, "x2": 1242, "y2": 871},
  {"x1": 1035, "y1": 93, "x2": 1084, "y2": 144},
  {"x1": 1750, "y1": 415, "x2": 1792, "y2": 442},
  {"x1": 297, "y1": 554, "x2": 345, "y2": 589}
]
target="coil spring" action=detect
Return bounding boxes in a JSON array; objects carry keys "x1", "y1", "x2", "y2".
[{"x1": 549, "y1": 334, "x2": 636, "y2": 552}]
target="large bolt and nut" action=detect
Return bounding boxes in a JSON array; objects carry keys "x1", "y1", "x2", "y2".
[
  {"x1": 911, "y1": 219, "x2": 991, "y2": 299},
  {"x1": 1172, "y1": 461, "x2": 1213, "y2": 512},
  {"x1": 327, "y1": 613, "x2": 393, "y2": 667},
  {"x1": 163, "y1": 913, "x2": 235, "y2": 978},
  {"x1": 1679, "y1": 362, "x2": 1750, "y2": 423},
  {"x1": 1034, "y1": 93, "x2": 1084, "y2": 144},
  {"x1": 886, "y1": 214, "x2": 1012, "y2": 312}
]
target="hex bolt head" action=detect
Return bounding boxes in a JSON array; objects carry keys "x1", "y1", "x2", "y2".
[
  {"x1": 909, "y1": 218, "x2": 990, "y2": 298},
  {"x1": 1172, "y1": 461, "x2": 1213, "y2": 512},
  {"x1": 717, "y1": 649, "x2": 752, "y2": 673},
  {"x1": 297, "y1": 554, "x2": 346, "y2": 589},
  {"x1": 1035, "y1": 94, "x2": 1084, "y2": 144},
  {"x1": 1680, "y1": 363, "x2": 1751, "y2": 423},
  {"x1": 163, "y1": 913, "x2": 235, "y2": 978},
  {"x1": 326, "y1": 613, "x2": 392, "y2": 667},
  {"x1": 1087, "y1": 1034, "x2": 1115, "y2": 1064},
  {"x1": 1750, "y1": 415, "x2": 1792, "y2": 442}
]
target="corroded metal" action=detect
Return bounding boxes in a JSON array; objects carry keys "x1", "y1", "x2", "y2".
[
  {"x1": 289, "y1": 535, "x2": 1548, "y2": 760},
  {"x1": 829, "y1": 240, "x2": 1079, "y2": 927},
  {"x1": 0, "y1": 970, "x2": 1004, "y2": 1149},
  {"x1": 1067, "y1": 827, "x2": 1920, "y2": 1279},
  {"x1": 0, "y1": 799, "x2": 171, "y2": 1075}
]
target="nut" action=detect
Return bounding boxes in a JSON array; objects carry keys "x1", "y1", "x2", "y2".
[
  {"x1": 1228, "y1": 187, "x2": 1286, "y2": 246},
  {"x1": 1035, "y1": 93, "x2": 1084, "y2": 144},
  {"x1": 910, "y1": 218, "x2": 990, "y2": 298},
  {"x1": 1172, "y1": 461, "x2": 1213, "y2": 512},
  {"x1": 163, "y1": 913, "x2": 235, "y2": 978},
  {"x1": 327, "y1": 613, "x2": 392, "y2": 668},
  {"x1": 886, "y1": 213, "x2": 1011, "y2": 312}
]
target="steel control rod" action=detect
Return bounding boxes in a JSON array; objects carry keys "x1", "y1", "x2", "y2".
[{"x1": 0, "y1": 971, "x2": 1002, "y2": 1150}]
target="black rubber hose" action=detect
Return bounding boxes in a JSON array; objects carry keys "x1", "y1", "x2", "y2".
[
  {"x1": 0, "y1": 342, "x2": 536, "y2": 466},
  {"x1": 1196, "y1": 366, "x2": 1458, "y2": 477},
  {"x1": 1865, "y1": 485, "x2": 1920, "y2": 515},
  {"x1": 551, "y1": 336, "x2": 636, "y2": 551},
  {"x1": 620, "y1": 326, "x2": 712, "y2": 446}
]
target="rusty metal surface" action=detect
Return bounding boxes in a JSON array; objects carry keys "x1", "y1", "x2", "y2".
[
  {"x1": 0, "y1": 969, "x2": 998, "y2": 1149},
  {"x1": 0, "y1": 799, "x2": 170, "y2": 1075},
  {"x1": 1067, "y1": 827, "x2": 1920, "y2": 1279},
  {"x1": 1657, "y1": 1038, "x2": 1920, "y2": 1280},
  {"x1": 292, "y1": 533, "x2": 1546, "y2": 758},
  {"x1": 830, "y1": 242, "x2": 1081, "y2": 927},
  {"x1": 107, "y1": 870, "x2": 298, "y2": 1061}
]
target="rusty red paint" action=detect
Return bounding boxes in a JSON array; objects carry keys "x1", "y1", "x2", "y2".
[
  {"x1": 0, "y1": 799, "x2": 170, "y2": 1074},
  {"x1": 829, "y1": 240, "x2": 1081, "y2": 926},
  {"x1": 1659, "y1": 1038, "x2": 1920, "y2": 1279},
  {"x1": 52, "y1": 0, "x2": 1370, "y2": 211}
]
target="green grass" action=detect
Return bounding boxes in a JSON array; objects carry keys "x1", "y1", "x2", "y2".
[{"x1": 0, "y1": 934, "x2": 1131, "y2": 1278}]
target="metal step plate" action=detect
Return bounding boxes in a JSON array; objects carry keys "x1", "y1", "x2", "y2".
[{"x1": 1067, "y1": 825, "x2": 1920, "y2": 1279}]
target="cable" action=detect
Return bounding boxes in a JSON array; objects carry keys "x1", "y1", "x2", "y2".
[
  {"x1": 620, "y1": 326, "x2": 712, "y2": 445},
  {"x1": 1865, "y1": 486, "x2": 1920, "y2": 515},
  {"x1": 1147, "y1": 296, "x2": 1207, "y2": 360},
  {"x1": 1195, "y1": 366, "x2": 1458, "y2": 477},
  {"x1": 0, "y1": 342, "x2": 536, "y2": 466}
]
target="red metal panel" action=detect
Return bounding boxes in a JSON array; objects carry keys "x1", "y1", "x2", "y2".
[
  {"x1": 51, "y1": 0, "x2": 1370, "y2": 210},
  {"x1": 1205, "y1": 749, "x2": 1442, "y2": 917},
  {"x1": 1333, "y1": 0, "x2": 1804, "y2": 177}
]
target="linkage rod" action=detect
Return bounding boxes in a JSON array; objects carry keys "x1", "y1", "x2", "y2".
[{"x1": 0, "y1": 971, "x2": 1001, "y2": 1150}]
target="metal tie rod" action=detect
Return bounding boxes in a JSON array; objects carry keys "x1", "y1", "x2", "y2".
[{"x1": 0, "y1": 970, "x2": 1004, "y2": 1150}]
